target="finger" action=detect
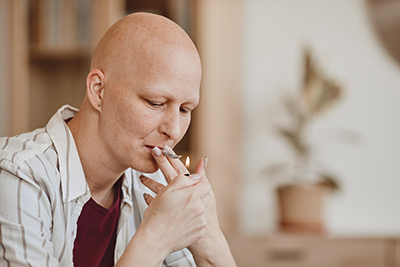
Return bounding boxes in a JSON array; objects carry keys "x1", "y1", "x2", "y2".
[
  {"x1": 184, "y1": 179, "x2": 212, "y2": 199},
  {"x1": 163, "y1": 145, "x2": 190, "y2": 175},
  {"x1": 164, "y1": 172, "x2": 210, "y2": 199},
  {"x1": 194, "y1": 157, "x2": 208, "y2": 177},
  {"x1": 143, "y1": 193, "x2": 154, "y2": 205},
  {"x1": 164, "y1": 173, "x2": 202, "y2": 192},
  {"x1": 139, "y1": 175, "x2": 165, "y2": 194},
  {"x1": 152, "y1": 147, "x2": 178, "y2": 182},
  {"x1": 193, "y1": 158, "x2": 213, "y2": 200}
]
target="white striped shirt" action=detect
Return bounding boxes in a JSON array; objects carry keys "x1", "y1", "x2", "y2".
[{"x1": 0, "y1": 105, "x2": 195, "y2": 267}]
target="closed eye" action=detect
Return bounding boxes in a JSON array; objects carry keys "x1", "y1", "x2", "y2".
[
  {"x1": 180, "y1": 107, "x2": 191, "y2": 115},
  {"x1": 146, "y1": 100, "x2": 163, "y2": 107}
]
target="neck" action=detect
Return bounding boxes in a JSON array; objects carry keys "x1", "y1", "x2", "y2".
[{"x1": 67, "y1": 101, "x2": 124, "y2": 208}]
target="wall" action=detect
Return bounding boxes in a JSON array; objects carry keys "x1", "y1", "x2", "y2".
[
  {"x1": 240, "y1": 0, "x2": 400, "y2": 236},
  {"x1": 195, "y1": 0, "x2": 242, "y2": 233},
  {"x1": 0, "y1": 0, "x2": 10, "y2": 136}
]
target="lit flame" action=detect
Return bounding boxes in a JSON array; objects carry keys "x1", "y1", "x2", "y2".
[{"x1": 185, "y1": 156, "x2": 190, "y2": 170}]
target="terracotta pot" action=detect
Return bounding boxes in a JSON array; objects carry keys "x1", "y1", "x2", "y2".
[{"x1": 277, "y1": 184, "x2": 327, "y2": 233}]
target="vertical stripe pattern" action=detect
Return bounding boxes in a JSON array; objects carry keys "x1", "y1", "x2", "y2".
[
  {"x1": 0, "y1": 223, "x2": 11, "y2": 267},
  {"x1": 0, "y1": 105, "x2": 196, "y2": 266}
]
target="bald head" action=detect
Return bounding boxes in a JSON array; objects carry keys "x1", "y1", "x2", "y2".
[
  {"x1": 91, "y1": 12, "x2": 200, "y2": 80},
  {"x1": 70, "y1": 12, "x2": 202, "y2": 175}
]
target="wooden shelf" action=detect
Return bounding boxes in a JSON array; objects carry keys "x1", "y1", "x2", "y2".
[
  {"x1": 29, "y1": 46, "x2": 91, "y2": 62},
  {"x1": 7, "y1": 0, "x2": 125, "y2": 132}
]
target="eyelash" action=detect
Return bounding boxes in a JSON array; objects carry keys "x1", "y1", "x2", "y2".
[
  {"x1": 147, "y1": 100, "x2": 162, "y2": 107},
  {"x1": 146, "y1": 100, "x2": 191, "y2": 115},
  {"x1": 180, "y1": 108, "x2": 190, "y2": 114}
]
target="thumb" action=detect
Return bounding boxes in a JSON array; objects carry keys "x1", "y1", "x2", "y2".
[{"x1": 194, "y1": 157, "x2": 208, "y2": 177}]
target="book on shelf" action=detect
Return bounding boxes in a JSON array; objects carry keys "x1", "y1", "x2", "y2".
[{"x1": 29, "y1": 0, "x2": 91, "y2": 57}]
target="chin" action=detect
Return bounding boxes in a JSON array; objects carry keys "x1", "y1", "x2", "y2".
[{"x1": 131, "y1": 160, "x2": 159, "y2": 174}]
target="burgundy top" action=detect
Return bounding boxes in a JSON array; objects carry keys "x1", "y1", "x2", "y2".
[{"x1": 73, "y1": 178, "x2": 122, "y2": 267}]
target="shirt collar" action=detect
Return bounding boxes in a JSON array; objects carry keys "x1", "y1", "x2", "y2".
[
  {"x1": 46, "y1": 105, "x2": 89, "y2": 203},
  {"x1": 121, "y1": 171, "x2": 133, "y2": 207}
]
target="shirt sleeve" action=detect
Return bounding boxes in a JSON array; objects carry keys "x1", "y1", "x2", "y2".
[
  {"x1": 163, "y1": 248, "x2": 196, "y2": 267},
  {"x1": 0, "y1": 163, "x2": 60, "y2": 266}
]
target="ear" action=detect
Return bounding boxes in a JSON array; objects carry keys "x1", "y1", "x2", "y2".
[{"x1": 86, "y1": 69, "x2": 105, "y2": 111}]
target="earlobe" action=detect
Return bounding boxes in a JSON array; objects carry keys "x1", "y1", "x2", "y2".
[{"x1": 86, "y1": 69, "x2": 105, "y2": 111}]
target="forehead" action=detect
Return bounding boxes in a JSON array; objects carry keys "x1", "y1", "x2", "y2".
[{"x1": 127, "y1": 43, "x2": 201, "y2": 100}]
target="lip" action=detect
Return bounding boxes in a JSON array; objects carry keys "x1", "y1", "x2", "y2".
[{"x1": 145, "y1": 145, "x2": 162, "y2": 151}]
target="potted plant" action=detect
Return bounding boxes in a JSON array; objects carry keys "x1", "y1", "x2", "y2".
[{"x1": 265, "y1": 47, "x2": 344, "y2": 233}]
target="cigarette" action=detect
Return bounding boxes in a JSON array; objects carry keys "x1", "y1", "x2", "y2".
[{"x1": 161, "y1": 149, "x2": 182, "y2": 159}]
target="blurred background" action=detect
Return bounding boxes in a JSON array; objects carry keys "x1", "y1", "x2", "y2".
[{"x1": 1, "y1": 0, "x2": 400, "y2": 266}]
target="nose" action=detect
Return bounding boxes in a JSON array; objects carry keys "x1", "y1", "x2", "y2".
[{"x1": 159, "y1": 108, "x2": 183, "y2": 141}]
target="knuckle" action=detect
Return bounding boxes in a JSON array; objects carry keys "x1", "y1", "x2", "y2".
[
  {"x1": 200, "y1": 215, "x2": 208, "y2": 228},
  {"x1": 178, "y1": 167, "x2": 188, "y2": 174},
  {"x1": 187, "y1": 197, "x2": 200, "y2": 213},
  {"x1": 156, "y1": 184, "x2": 164, "y2": 192},
  {"x1": 199, "y1": 227, "x2": 207, "y2": 237},
  {"x1": 194, "y1": 201, "x2": 206, "y2": 216},
  {"x1": 193, "y1": 224, "x2": 206, "y2": 240},
  {"x1": 204, "y1": 182, "x2": 212, "y2": 192},
  {"x1": 173, "y1": 174, "x2": 190, "y2": 185},
  {"x1": 195, "y1": 201, "x2": 204, "y2": 213}
]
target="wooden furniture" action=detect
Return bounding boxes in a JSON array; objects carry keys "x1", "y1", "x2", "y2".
[
  {"x1": 227, "y1": 233, "x2": 400, "y2": 267},
  {"x1": 9, "y1": 0, "x2": 125, "y2": 135}
]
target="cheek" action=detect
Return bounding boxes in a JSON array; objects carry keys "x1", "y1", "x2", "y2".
[
  {"x1": 131, "y1": 115, "x2": 155, "y2": 136},
  {"x1": 124, "y1": 107, "x2": 161, "y2": 138}
]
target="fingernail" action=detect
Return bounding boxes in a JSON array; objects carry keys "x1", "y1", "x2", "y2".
[
  {"x1": 203, "y1": 157, "x2": 208, "y2": 169},
  {"x1": 191, "y1": 174, "x2": 201, "y2": 180},
  {"x1": 139, "y1": 175, "x2": 147, "y2": 182},
  {"x1": 152, "y1": 146, "x2": 162, "y2": 157},
  {"x1": 143, "y1": 193, "x2": 149, "y2": 199}
]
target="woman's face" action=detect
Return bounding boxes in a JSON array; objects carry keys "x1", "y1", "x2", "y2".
[{"x1": 98, "y1": 43, "x2": 201, "y2": 173}]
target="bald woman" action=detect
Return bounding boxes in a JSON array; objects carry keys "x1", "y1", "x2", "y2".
[{"x1": 0, "y1": 13, "x2": 236, "y2": 267}]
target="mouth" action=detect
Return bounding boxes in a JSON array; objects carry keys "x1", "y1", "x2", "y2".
[{"x1": 145, "y1": 145, "x2": 161, "y2": 151}]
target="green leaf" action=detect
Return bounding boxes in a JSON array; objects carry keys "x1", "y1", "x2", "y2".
[
  {"x1": 261, "y1": 162, "x2": 291, "y2": 179},
  {"x1": 317, "y1": 173, "x2": 340, "y2": 192},
  {"x1": 282, "y1": 94, "x2": 298, "y2": 118},
  {"x1": 278, "y1": 127, "x2": 308, "y2": 156}
]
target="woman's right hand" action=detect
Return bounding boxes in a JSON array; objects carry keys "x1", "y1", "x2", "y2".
[
  {"x1": 115, "y1": 172, "x2": 211, "y2": 267},
  {"x1": 139, "y1": 172, "x2": 211, "y2": 254}
]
